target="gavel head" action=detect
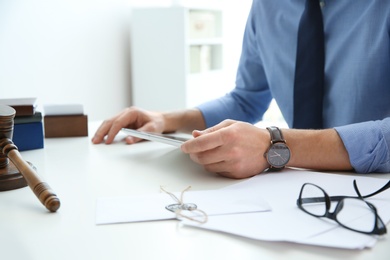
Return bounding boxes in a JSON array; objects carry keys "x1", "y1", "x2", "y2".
[{"x1": 0, "y1": 105, "x2": 16, "y2": 168}]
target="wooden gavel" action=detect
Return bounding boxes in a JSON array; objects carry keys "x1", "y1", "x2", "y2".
[{"x1": 0, "y1": 105, "x2": 60, "y2": 212}]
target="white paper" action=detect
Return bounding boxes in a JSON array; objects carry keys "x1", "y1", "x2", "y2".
[
  {"x1": 96, "y1": 188, "x2": 271, "y2": 225},
  {"x1": 183, "y1": 169, "x2": 390, "y2": 249},
  {"x1": 43, "y1": 103, "x2": 84, "y2": 115}
]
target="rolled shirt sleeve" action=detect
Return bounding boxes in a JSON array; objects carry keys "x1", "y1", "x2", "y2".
[{"x1": 335, "y1": 117, "x2": 390, "y2": 173}]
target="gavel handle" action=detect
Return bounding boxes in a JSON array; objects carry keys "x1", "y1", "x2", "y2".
[{"x1": 1, "y1": 139, "x2": 60, "y2": 212}]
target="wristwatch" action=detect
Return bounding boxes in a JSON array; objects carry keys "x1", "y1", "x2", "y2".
[{"x1": 264, "y1": 126, "x2": 291, "y2": 170}]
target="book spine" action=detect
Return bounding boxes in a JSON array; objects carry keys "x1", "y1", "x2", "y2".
[
  {"x1": 12, "y1": 105, "x2": 36, "y2": 117},
  {"x1": 44, "y1": 115, "x2": 88, "y2": 137}
]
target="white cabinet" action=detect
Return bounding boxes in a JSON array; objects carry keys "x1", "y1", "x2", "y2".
[{"x1": 131, "y1": 6, "x2": 227, "y2": 111}]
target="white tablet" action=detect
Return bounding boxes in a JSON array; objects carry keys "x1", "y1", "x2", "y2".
[{"x1": 121, "y1": 128, "x2": 189, "y2": 147}]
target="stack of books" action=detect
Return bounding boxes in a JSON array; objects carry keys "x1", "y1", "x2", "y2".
[
  {"x1": 43, "y1": 104, "x2": 88, "y2": 138},
  {"x1": 0, "y1": 98, "x2": 44, "y2": 151}
]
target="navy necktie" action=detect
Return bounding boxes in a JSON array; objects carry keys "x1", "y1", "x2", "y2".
[{"x1": 293, "y1": 0, "x2": 325, "y2": 129}]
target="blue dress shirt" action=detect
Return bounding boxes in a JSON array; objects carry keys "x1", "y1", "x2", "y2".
[{"x1": 197, "y1": 0, "x2": 390, "y2": 173}]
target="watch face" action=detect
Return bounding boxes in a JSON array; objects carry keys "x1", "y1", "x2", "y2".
[{"x1": 266, "y1": 143, "x2": 291, "y2": 167}]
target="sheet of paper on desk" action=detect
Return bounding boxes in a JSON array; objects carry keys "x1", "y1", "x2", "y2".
[
  {"x1": 95, "y1": 188, "x2": 271, "y2": 225},
  {"x1": 183, "y1": 170, "x2": 390, "y2": 250}
]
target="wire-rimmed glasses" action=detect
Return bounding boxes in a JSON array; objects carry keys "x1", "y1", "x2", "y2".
[{"x1": 297, "y1": 179, "x2": 390, "y2": 235}]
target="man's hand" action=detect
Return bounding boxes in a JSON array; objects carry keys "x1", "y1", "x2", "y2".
[
  {"x1": 92, "y1": 106, "x2": 165, "y2": 144},
  {"x1": 181, "y1": 119, "x2": 270, "y2": 179}
]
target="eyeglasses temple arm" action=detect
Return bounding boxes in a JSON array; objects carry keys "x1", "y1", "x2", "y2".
[
  {"x1": 353, "y1": 179, "x2": 390, "y2": 199},
  {"x1": 299, "y1": 195, "x2": 346, "y2": 204}
]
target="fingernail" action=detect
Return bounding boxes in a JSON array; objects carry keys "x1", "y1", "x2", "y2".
[
  {"x1": 192, "y1": 129, "x2": 203, "y2": 137},
  {"x1": 126, "y1": 136, "x2": 134, "y2": 144}
]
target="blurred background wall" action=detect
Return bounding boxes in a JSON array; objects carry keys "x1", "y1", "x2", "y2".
[{"x1": 0, "y1": 0, "x2": 251, "y2": 121}]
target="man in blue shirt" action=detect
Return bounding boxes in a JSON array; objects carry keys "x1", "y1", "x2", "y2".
[{"x1": 92, "y1": 0, "x2": 390, "y2": 178}]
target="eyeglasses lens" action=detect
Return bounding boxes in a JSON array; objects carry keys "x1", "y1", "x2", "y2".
[
  {"x1": 301, "y1": 184, "x2": 327, "y2": 216},
  {"x1": 336, "y1": 198, "x2": 376, "y2": 233}
]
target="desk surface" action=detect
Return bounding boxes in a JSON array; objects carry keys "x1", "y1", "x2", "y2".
[{"x1": 1, "y1": 124, "x2": 389, "y2": 260}]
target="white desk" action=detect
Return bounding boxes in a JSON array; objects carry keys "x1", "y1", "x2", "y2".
[{"x1": 1, "y1": 124, "x2": 389, "y2": 260}]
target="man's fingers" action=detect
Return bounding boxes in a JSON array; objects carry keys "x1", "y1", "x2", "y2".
[
  {"x1": 92, "y1": 120, "x2": 115, "y2": 144},
  {"x1": 182, "y1": 130, "x2": 224, "y2": 153},
  {"x1": 193, "y1": 119, "x2": 235, "y2": 136}
]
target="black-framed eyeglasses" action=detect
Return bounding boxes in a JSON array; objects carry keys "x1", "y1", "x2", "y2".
[{"x1": 297, "y1": 179, "x2": 390, "y2": 236}]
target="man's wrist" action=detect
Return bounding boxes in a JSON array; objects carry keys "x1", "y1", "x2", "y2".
[
  {"x1": 264, "y1": 126, "x2": 291, "y2": 170},
  {"x1": 163, "y1": 108, "x2": 205, "y2": 133}
]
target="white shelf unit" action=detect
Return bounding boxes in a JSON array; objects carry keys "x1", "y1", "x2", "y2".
[{"x1": 131, "y1": 6, "x2": 226, "y2": 111}]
